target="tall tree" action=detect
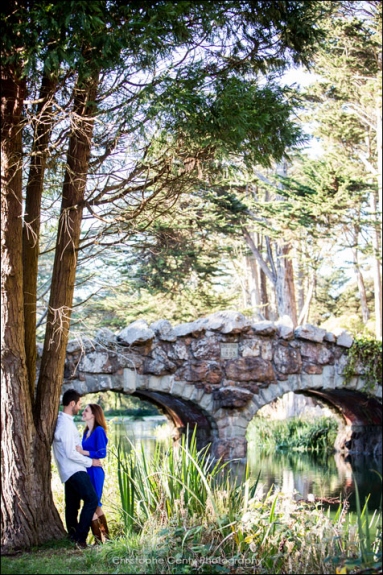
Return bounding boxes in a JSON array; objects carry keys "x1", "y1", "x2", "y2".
[
  {"x1": 1, "y1": 0, "x2": 327, "y2": 551},
  {"x1": 303, "y1": 0, "x2": 382, "y2": 337}
]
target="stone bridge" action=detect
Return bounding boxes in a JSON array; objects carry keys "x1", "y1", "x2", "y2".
[{"x1": 60, "y1": 311, "x2": 382, "y2": 459}]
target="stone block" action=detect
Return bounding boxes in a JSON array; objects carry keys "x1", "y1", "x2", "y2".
[
  {"x1": 143, "y1": 347, "x2": 177, "y2": 376},
  {"x1": 212, "y1": 387, "x2": 253, "y2": 408},
  {"x1": 303, "y1": 363, "x2": 323, "y2": 374},
  {"x1": 203, "y1": 310, "x2": 251, "y2": 334},
  {"x1": 123, "y1": 369, "x2": 137, "y2": 393},
  {"x1": 324, "y1": 332, "x2": 336, "y2": 343},
  {"x1": 169, "y1": 341, "x2": 189, "y2": 360},
  {"x1": 321, "y1": 365, "x2": 336, "y2": 389},
  {"x1": 356, "y1": 377, "x2": 367, "y2": 391},
  {"x1": 277, "y1": 379, "x2": 294, "y2": 395},
  {"x1": 189, "y1": 387, "x2": 205, "y2": 403},
  {"x1": 259, "y1": 386, "x2": 274, "y2": 405},
  {"x1": 150, "y1": 319, "x2": 176, "y2": 342},
  {"x1": 173, "y1": 320, "x2": 206, "y2": 337},
  {"x1": 94, "y1": 328, "x2": 116, "y2": 347},
  {"x1": 110, "y1": 372, "x2": 124, "y2": 390},
  {"x1": 147, "y1": 375, "x2": 163, "y2": 392},
  {"x1": 79, "y1": 351, "x2": 110, "y2": 373},
  {"x1": 275, "y1": 316, "x2": 294, "y2": 340},
  {"x1": 135, "y1": 374, "x2": 149, "y2": 390},
  {"x1": 336, "y1": 354, "x2": 349, "y2": 375},
  {"x1": 199, "y1": 393, "x2": 214, "y2": 410},
  {"x1": 180, "y1": 383, "x2": 195, "y2": 400},
  {"x1": 171, "y1": 380, "x2": 187, "y2": 398},
  {"x1": 251, "y1": 320, "x2": 277, "y2": 336},
  {"x1": 301, "y1": 373, "x2": 323, "y2": 389},
  {"x1": 117, "y1": 320, "x2": 155, "y2": 346},
  {"x1": 191, "y1": 337, "x2": 220, "y2": 359},
  {"x1": 333, "y1": 329, "x2": 354, "y2": 348},
  {"x1": 294, "y1": 323, "x2": 326, "y2": 343},
  {"x1": 274, "y1": 344, "x2": 302, "y2": 374},
  {"x1": 225, "y1": 357, "x2": 275, "y2": 382}
]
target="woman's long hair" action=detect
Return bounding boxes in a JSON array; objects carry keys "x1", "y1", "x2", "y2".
[{"x1": 86, "y1": 404, "x2": 108, "y2": 435}]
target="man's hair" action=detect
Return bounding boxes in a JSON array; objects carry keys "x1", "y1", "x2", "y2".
[{"x1": 62, "y1": 389, "x2": 81, "y2": 406}]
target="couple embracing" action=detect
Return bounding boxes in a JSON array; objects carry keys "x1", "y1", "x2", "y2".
[{"x1": 53, "y1": 389, "x2": 110, "y2": 548}]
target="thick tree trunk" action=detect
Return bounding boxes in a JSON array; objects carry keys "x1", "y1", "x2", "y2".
[
  {"x1": 1, "y1": 65, "x2": 64, "y2": 554},
  {"x1": 2, "y1": 70, "x2": 99, "y2": 552},
  {"x1": 23, "y1": 73, "x2": 57, "y2": 402},
  {"x1": 34, "y1": 74, "x2": 99, "y2": 433}
]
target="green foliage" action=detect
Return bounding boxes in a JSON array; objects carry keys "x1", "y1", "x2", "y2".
[
  {"x1": 332, "y1": 473, "x2": 382, "y2": 575},
  {"x1": 247, "y1": 416, "x2": 339, "y2": 453},
  {"x1": 343, "y1": 337, "x2": 382, "y2": 392},
  {"x1": 114, "y1": 428, "x2": 226, "y2": 532},
  {"x1": 73, "y1": 391, "x2": 159, "y2": 418}
]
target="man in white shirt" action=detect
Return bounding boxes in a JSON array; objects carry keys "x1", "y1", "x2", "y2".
[{"x1": 53, "y1": 389, "x2": 102, "y2": 548}]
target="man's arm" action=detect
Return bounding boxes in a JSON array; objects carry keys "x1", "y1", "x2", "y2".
[{"x1": 58, "y1": 427, "x2": 93, "y2": 468}]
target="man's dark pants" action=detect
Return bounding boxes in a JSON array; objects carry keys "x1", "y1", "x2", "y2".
[{"x1": 65, "y1": 471, "x2": 98, "y2": 544}]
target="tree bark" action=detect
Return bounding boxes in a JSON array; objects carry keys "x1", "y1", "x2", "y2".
[
  {"x1": 275, "y1": 240, "x2": 298, "y2": 326},
  {"x1": 375, "y1": 96, "x2": 382, "y2": 339},
  {"x1": 370, "y1": 191, "x2": 382, "y2": 338},
  {"x1": 351, "y1": 246, "x2": 370, "y2": 324},
  {"x1": 23, "y1": 72, "x2": 57, "y2": 402},
  {"x1": 34, "y1": 73, "x2": 99, "y2": 434},
  {"x1": 1, "y1": 66, "x2": 37, "y2": 552},
  {"x1": 1, "y1": 66, "x2": 62, "y2": 552},
  {"x1": 1, "y1": 69, "x2": 99, "y2": 552}
]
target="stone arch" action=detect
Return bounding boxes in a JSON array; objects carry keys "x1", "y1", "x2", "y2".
[
  {"x1": 242, "y1": 369, "x2": 382, "y2": 457},
  {"x1": 60, "y1": 312, "x2": 382, "y2": 460}
]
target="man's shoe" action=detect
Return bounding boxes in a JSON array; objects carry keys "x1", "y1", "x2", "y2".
[{"x1": 75, "y1": 540, "x2": 87, "y2": 549}]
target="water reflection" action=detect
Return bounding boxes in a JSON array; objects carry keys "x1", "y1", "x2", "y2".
[
  {"x1": 110, "y1": 414, "x2": 173, "y2": 459},
  {"x1": 108, "y1": 416, "x2": 382, "y2": 514},
  {"x1": 243, "y1": 442, "x2": 382, "y2": 512}
]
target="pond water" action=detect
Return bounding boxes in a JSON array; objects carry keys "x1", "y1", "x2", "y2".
[{"x1": 107, "y1": 415, "x2": 382, "y2": 515}]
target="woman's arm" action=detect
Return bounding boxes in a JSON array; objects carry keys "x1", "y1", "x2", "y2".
[
  {"x1": 78, "y1": 427, "x2": 108, "y2": 459},
  {"x1": 87, "y1": 427, "x2": 108, "y2": 459},
  {"x1": 76, "y1": 445, "x2": 90, "y2": 456}
]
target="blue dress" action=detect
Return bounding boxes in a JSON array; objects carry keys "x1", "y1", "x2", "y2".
[{"x1": 82, "y1": 426, "x2": 108, "y2": 507}]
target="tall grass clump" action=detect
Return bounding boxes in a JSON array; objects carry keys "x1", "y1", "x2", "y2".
[{"x1": 114, "y1": 427, "x2": 226, "y2": 532}]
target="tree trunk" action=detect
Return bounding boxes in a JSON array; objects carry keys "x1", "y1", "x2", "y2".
[
  {"x1": 248, "y1": 256, "x2": 262, "y2": 317},
  {"x1": 1, "y1": 66, "x2": 63, "y2": 552},
  {"x1": 375, "y1": 96, "x2": 382, "y2": 339},
  {"x1": 351, "y1": 247, "x2": 370, "y2": 324},
  {"x1": 275, "y1": 240, "x2": 298, "y2": 326},
  {"x1": 1, "y1": 66, "x2": 37, "y2": 552},
  {"x1": 1, "y1": 70, "x2": 99, "y2": 552},
  {"x1": 23, "y1": 72, "x2": 57, "y2": 402},
  {"x1": 370, "y1": 192, "x2": 382, "y2": 339},
  {"x1": 34, "y1": 74, "x2": 99, "y2": 433},
  {"x1": 260, "y1": 267, "x2": 270, "y2": 320}
]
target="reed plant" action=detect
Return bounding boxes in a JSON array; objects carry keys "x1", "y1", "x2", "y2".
[{"x1": 114, "y1": 427, "x2": 227, "y2": 532}]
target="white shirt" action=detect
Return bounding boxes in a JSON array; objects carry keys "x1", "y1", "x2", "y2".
[{"x1": 52, "y1": 411, "x2": 92, "y2": 483}]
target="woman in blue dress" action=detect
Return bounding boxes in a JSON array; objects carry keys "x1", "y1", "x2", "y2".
[{"x1": 76, "y1": 403, "x2": 109, "y2": 543}]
